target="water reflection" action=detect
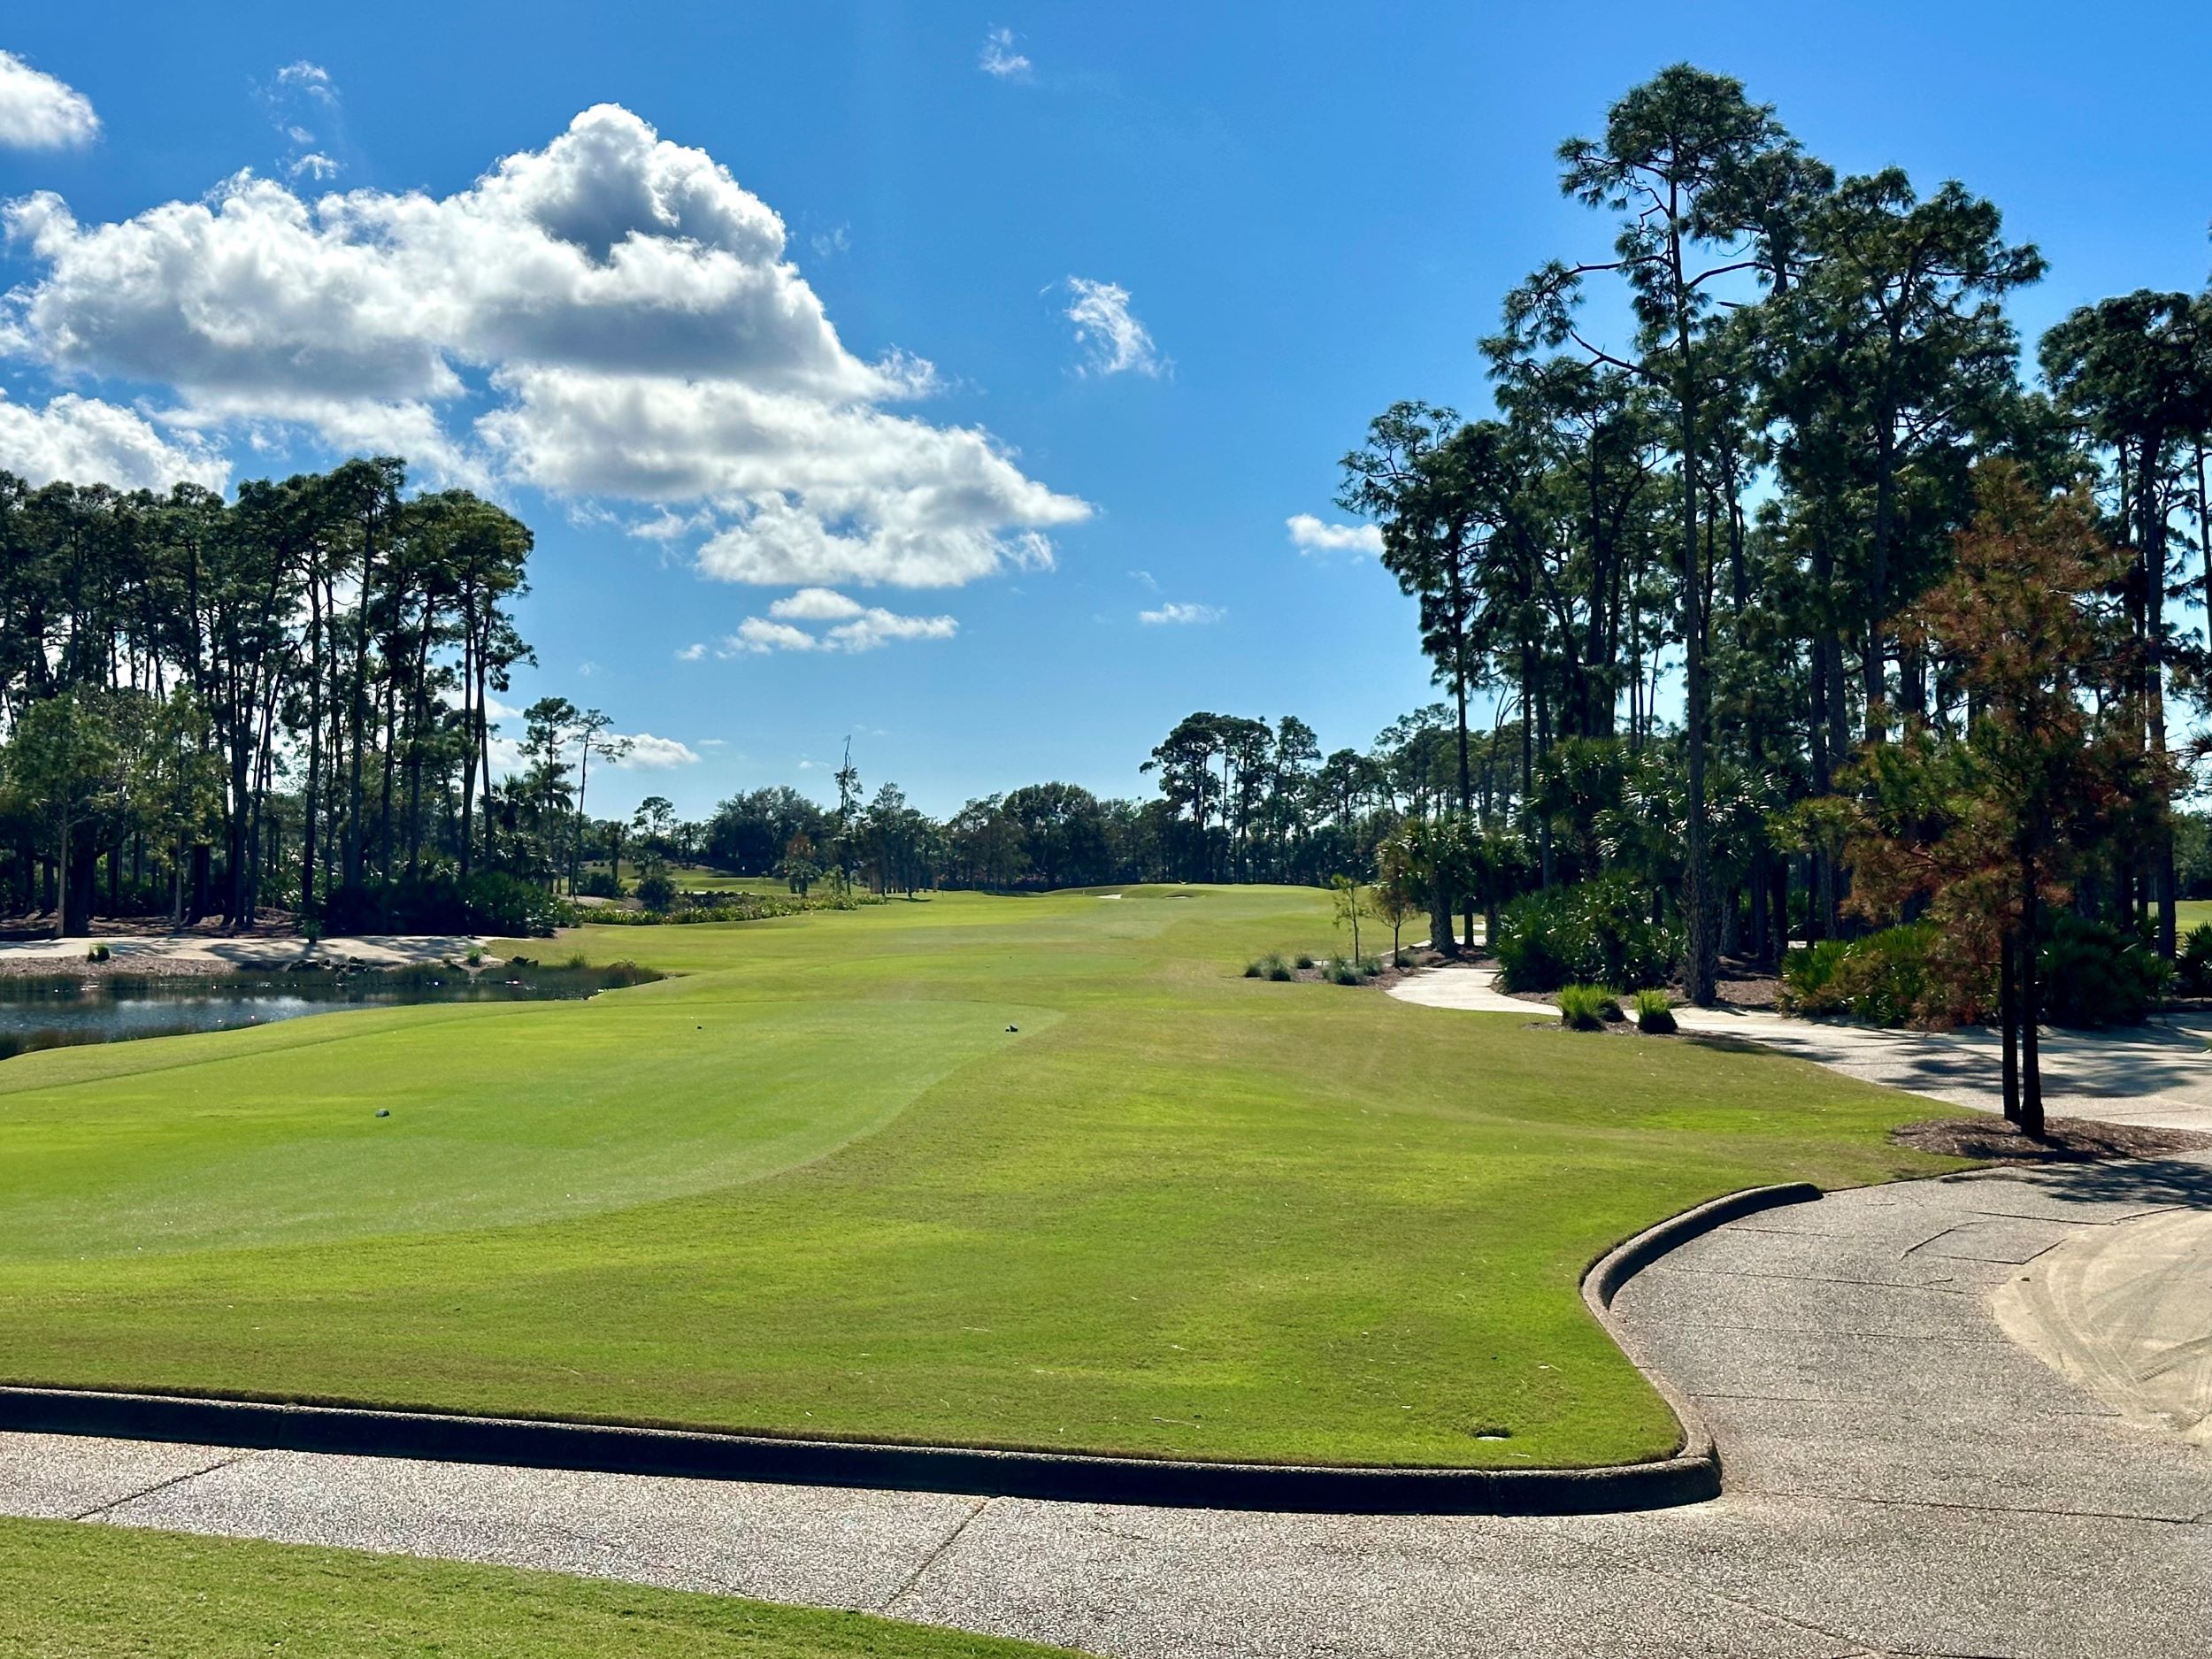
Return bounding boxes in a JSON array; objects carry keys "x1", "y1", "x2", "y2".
[{"x1": 0, "y1": 962, "x2": 658, "y2": 1060}]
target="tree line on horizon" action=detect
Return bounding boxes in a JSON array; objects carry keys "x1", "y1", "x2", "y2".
[{"x1": 0, "y1": 458, "x2": 591, "y2": 936}]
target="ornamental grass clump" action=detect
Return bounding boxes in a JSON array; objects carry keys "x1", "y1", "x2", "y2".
[
  {"x1": 1555, "y1": 983, "x2": 1615, "y2": 1031},
  {"x1": 1633, "y1": 988, "x2": 1677, "y2": 1033},
  {"x1": 1326, "y1": 958, "x2": 1365, "y2": 986}
]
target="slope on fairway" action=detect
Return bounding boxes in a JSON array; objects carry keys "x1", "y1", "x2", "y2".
[
  {"x1": 0, "y1": 1517, "x2": 1075, "y2": 1658},
  {"x1": 0, "y1": 887, "x2": 1965, "y2": 1469}
]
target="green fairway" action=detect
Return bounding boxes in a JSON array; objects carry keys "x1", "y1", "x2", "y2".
[
  {"x1": 0, "y1": 887, "x2": 1962, "y2": 1469},
  {"x1": 0, "y1": 1517, "x2": 1072, "y2": 1657}
]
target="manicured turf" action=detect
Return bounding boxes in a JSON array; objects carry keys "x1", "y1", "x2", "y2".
[
  {"x1": 0, "y1": 1517, "x2": 1072, "y2": 1657},
  {"x1": 0, "y1": 887, "x2": 1964, "y2": 1469}
]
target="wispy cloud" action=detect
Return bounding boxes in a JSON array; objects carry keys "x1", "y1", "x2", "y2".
[
  {"x1": 257, "y1": 59, "x2": 344, "y2": 182},
  {"x1": 1286, "y1": 512, "x2": 1382, "y2": 556},
  {"x1": 1140, "y1": 602, "x2": 1224, "y2": 626},
  {"x1": 1064, "y1": 277, "x2": 1165, "y2": 378},
  {"x1": 979, "y1": 27, "x2": 1032, "y2": 79},
  {"x1": 675, "y1": 641, "x2": 707, "y2": 661}
]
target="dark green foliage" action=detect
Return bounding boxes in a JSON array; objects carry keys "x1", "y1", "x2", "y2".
[
  {"x1": 1633, "y1": 988, "x2": 1678, "y2": 1033},
  {"x1": 1784, "y1": 917, "x2": 2165, "y2": 1029},
  {"x1": 635, "y1": 869, "x2": 678, "y2": 914},
  {"x1": 575, "y1": 868, "x2": 624, "y2": 900},
  {"x1": 2038, "y1": 915, "x2": 2167, "y2": 1027},
  {"x1": 324, "y1": 872, "x2": 576, "y2": 937},
  {"x1": 2178, "y1": 923, "x2": 2212, "y2": 996},
  {"x1": 1494, "y1": 874, "x2": 1679, "y2": 994},
  {"x1": 1778, "y1": 939, "x2": 1851, "y2": 1015}
]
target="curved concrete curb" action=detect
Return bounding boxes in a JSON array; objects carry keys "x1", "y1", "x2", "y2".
[
  {"x1": 0, "y1": 1185, "x2": 1818, "y2": 1517},
  {"x1": 1580, "y1": 1180, "x2": 1823, "y2": 1497}
]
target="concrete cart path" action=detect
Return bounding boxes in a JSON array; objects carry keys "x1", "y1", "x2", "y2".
[
  {"x1": 1390, "y1": 961, "x2": 2212, "y2": 1133},
  {"x1": 7, "y1": 1159, "x2": 2208, "y2": 1657}
]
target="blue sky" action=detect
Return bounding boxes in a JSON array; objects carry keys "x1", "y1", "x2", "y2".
[{"x1": 2, "y1": 3, "x2": 2210, "y2": 820}]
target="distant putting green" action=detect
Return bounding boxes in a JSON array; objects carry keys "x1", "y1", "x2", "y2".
[
  {"x1": 0, "y1": 887, "x2": 1962, "y2": 1469},
  {"x1": 0, "y1": 1517, "x2": 1073, "y2": 1658}
]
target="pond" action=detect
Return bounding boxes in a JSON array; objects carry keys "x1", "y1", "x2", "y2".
[{"x1": 0, "y1": 962, "x2": 661, "y2": 1061}]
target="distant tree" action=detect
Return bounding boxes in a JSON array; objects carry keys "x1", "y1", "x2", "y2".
[
  {"x1": 777, "y1": 828, "x2": 821, "y2": 896},
  {"x1": 1330, "y1": 872, "x2": 1371, "y2": 961},
  {"x1": 569, "y1": 709, "x2": 629, "y2": 895},
  {"x1": 3, "y1": 690, "x2": 121, "y2": 936},
  {"x1": 631, "y1": 795, "x2": 677, "y2": 859}
]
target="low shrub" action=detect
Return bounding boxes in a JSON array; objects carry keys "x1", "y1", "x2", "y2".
[
  {"x1": 1242, "y1": 957, "x2": 1264, "y2": 978},
  {"x1": 1494, "y1": 874, "x2": 1678, "y2": 994},
  {"x1": 1785, "y1": 915, "x2": 2164, "y2": 1029},
  {"x1": 1555, "y1": 983, "x2": 1616, "y2": 1031},
  {"x1": 586, "y1": 889, "x2": 885, "y2": 926},
  {"x1": 2182, "y1": 923, "x2": 2212, "y2": 997},
  {"x1": 1326, "y1": 958, "x2": 1365, "y2": 986},
  {"x1": 1244, "y1": 951, "x2": 1295, "y2": 981},
  {"x1": 85, "y1": 942, "x2": 110, "y2": 963},
  {"x1": 1778, "y1": 939, "x2": 1850, "y2": 1016},
  {"x1": 321, "y1": 872, "x2": 576, "y2": 937},
  {"x1": 574, "y1": 869, "x2": 624, "y2": 900},
  {"x1": 1825, "y1": 922, "x2": 1937, "y2": 1028},
  {"x1": 1294, "y1": 953, "x2": 1317, "y2": 970},
  {"x1": 2039, "y1": 914, "x2": 2167, "y2": 1027},
  {"x1": 634, "y1": 869, "x2": 678, "y2": 914},
  {"x1": 1633, "y1": 987, "x2": 1677, "y2": 1033}
]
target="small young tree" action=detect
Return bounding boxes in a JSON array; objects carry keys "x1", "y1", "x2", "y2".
[
  {"x1": 1375, "y1": 830, "x2": 1425, "y2": 957},
  {"x1": 1833, "y1": 463, "x2": 2166, "y2": 1137},
  {"x1": 1330, "y1": 873, "x2": 1371, "y2": 961}
]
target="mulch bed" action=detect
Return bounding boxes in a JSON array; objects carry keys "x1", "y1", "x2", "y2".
[{"x1": 1892, "y1": 1115, "x2": 2212, "y2": 1164}]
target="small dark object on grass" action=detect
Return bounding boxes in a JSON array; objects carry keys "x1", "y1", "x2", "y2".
[
  {"x1": 375, "y1": 1109, "x2": 389, "y2": 1118},
  {"x1": 1005, "y1": 1024, "x2": 1019, "y2": 1033}
]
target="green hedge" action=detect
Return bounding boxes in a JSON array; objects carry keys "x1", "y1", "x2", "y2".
[
  {"x1": 586, "y1": 891, "x2": 887, "y2": 926},
  {"x1": 1494, "y1": 874, "x2": 1678, "y2": 994}
]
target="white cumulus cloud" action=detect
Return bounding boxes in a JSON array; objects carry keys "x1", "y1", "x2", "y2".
[
  {"x1": 0, "y1": 50, "x2": 97, "y2": 150},
  {"x1": 675, "y1": 641, "x2": 706, "y2": 661},
  {"x1": 1286, "y1": 512, "x2": 1382, "y2": 555},
  {"x1": 0, "y1": 389, "x2": 227, "y2": 490},
  {"x1": 979, "y1": 27, "x2": 1032, "y2": 78},
  {"x1": 611, "y1": 732, "x2": 700, "y2": 768},
  {"x1": 1140, "y1": 601, "x2": 1224, "y2": 626},
  {"x1": 0, "y1": 103, "x2": 1088, "y2": 595},
  {"x1": 1064, "y1": 277, "x2": 1164, "y2": 378},
  {"x1": 728, "y1": 596, "x2": 957, "y2": 654},
  {"x1": 768, "y1": 586, "x2": 864, "y2": 621}
]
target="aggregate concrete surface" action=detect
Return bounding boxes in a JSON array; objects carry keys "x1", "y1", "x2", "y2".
[
  {"x1": 6, "y1": 1158, "x2": 2208, "y2": 1656},
  {"x1": 1390, "y1": 961, "x2": 2212, "y2": 1133}
]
